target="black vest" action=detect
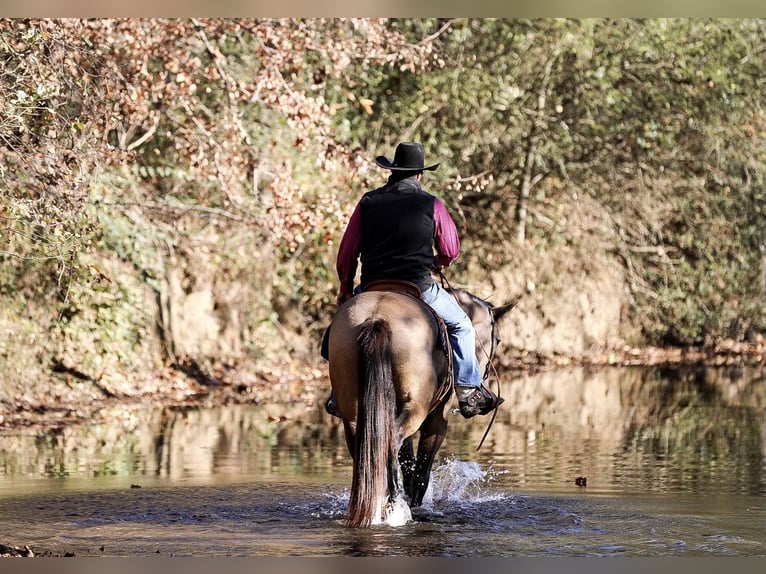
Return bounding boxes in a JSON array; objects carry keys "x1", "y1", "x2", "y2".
[{"x1": 359, "y1": 177, "x2": 435, "y2": 292}]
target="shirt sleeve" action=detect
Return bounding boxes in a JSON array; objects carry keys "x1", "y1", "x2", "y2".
[
  {"x1": 433, "y1": 197, "x2": 460, "y2": 267},
  {"x1": 336, "y1": 201, "x2": 363, "y2": 298}
]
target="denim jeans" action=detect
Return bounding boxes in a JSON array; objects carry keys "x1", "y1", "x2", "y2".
[{"x1": 420, "y1": 282, "x2": 482, "y2": 388}]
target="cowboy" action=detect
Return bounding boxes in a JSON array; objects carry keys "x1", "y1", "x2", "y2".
[{"x1": 325, "y1": 141, "x2": 502, "y2": 419}]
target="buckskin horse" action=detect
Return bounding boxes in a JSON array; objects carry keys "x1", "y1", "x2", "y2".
[{"x1": 327, "y1": 284, "x2": 515, "y2": 527}]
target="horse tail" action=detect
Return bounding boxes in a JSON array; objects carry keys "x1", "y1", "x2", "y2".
[{"x1": 347, "y1": 318, "x2": 397, "y2": 528}]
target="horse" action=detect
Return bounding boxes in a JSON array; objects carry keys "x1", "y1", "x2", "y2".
[{"x1": 327, "y1": 285, "x2": 515, "y2": 527}]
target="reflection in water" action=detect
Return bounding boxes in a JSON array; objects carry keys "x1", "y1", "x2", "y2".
[
  {"x1": 0, "y1": 400, "x2": 345, "y2": 488},
  {"x1": 0, "y1": 366, "x2": 764, "y2": 497},
  {"x1": 0, "y1": 365, "x2": 764, "y2": 557},
  {"x1": 455, "y1": 365, "x2": 766, "y2": 496}
]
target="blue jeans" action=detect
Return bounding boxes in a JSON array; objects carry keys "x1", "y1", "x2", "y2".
[{"x1": 420, "y1": 282, "x2": 482, "y2": 388}]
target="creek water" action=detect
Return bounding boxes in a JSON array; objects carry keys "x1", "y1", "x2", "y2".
[{"x1": 0, "y1": 365, "x2": 764, "y2": 557}]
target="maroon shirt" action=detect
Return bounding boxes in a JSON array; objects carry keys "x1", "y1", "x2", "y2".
[{"x1": 336, "y1": 191, "x2": 460, "y2": 302}]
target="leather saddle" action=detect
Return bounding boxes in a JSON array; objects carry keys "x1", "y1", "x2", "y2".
[{"x1": 363, "y1": 279, "x2": 422, "y2": 299}]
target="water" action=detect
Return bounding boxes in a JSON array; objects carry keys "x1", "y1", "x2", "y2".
[{"x1": 0, "y1": 365, "x2": 764, "y2": 556}]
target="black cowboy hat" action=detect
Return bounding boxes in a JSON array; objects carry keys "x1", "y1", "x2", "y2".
[{"x1": 375, "y1": 142, "x2": 440, "y2": 172}]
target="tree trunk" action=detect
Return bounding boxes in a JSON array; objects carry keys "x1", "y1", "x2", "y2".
[{"x1": 516, "y1": 55, "x2": 556, "y2": 245}]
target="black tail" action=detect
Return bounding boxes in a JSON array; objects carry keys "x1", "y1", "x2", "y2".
[{"x1": 347, "y1": 319, "x2": 397, "y2": 528}]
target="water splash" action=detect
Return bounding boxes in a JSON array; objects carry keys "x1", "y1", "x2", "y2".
[
  {"x1": 421, "y1": 457, "x2": 502, "y2": 508},
  {"x1": 321, "y1": 458, "x2": 502, "y2": 527},
  {"x1": 315, "y1": 490, "x2": 349, "y2": 519},
  {"x1": 379, "y1": 493, "x2": 412, "y2": 527},
  {"x1": 319, "y1": 488, "x2": 412, "y2": 526}
]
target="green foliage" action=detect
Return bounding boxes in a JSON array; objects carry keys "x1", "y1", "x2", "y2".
[
  {"x1": 1, "y1": 18, "x2": 765, "y2": 395},
  {"x1": 331, "y1": 18, "x2": 766, "y2": 345}
]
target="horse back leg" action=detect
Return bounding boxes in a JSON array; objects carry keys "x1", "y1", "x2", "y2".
[
  {"x1": 398, "y1": 437, "x2": 415, "y2": 500},
  {"x1": 394, "y1": 369, "x2": 441, "y2": 506},
  {"x1": 409, "y1": 409, "x2": 449, "y2": 507},
  {"x1": 342, "y1": 423, "x2": 356, "y2": 460}
]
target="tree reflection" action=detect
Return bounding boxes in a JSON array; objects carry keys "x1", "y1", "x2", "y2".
[{"x1": 0, "y1": 366, "x2": 763, "y2": 497}]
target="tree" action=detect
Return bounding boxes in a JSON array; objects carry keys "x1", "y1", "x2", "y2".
[
  {"x1": 0, "y1": 18, "x2": 443, "y2": 388},
  {"x1": 335, "y1": 18, "x2": 766, "y2": 344}
]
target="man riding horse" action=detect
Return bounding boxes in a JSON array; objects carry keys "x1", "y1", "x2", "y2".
[{"x1": 325, "y1": 141, "x2": 503, "y2": 419}]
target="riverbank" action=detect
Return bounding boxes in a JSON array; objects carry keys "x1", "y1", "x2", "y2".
[{"x1": 0, "y1": 358, "x2": 327, "y2": 432}]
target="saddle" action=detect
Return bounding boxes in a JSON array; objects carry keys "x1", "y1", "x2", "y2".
[{"x1": 363, "y1": 279, "x2": 422, "y2": 299}]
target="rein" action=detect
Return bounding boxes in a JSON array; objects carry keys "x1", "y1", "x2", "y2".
[{"x1": 436, "y1": 269, "x2": 502, "y2": 452}]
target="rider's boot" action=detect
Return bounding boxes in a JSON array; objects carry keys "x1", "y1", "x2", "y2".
[{"x1": 455, "y1": 385, "x2": 504, "y2": 419}]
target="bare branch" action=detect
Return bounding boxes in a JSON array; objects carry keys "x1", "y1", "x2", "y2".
[{"x1": 126, "y1": 114, "x2": 161, "y2": 151}]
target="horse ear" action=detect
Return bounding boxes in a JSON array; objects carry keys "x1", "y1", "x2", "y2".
[{"x1": 492, "y1": 300, "x2": 518, "y2": 322}]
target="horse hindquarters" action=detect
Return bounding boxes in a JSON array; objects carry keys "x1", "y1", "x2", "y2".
[{"x1": 347, "y1": 319, "x2": 400, "y2": 528}]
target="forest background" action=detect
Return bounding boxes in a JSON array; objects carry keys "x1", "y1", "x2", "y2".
[{"x1": 1, "y1": 18, "x2": 764, "y2": 426}]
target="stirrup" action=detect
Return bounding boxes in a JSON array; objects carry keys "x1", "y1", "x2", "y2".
[
  {"x1": 325, "y1": 395, "x2": 340, "y2": 418},
  {"x1": 457, "y1": 386, "x2": 504, "y2": 419}
]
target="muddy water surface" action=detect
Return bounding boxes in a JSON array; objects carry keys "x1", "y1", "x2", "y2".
[{"x1": 1, "y1": 365, "x2": 764, "y2": 556}]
